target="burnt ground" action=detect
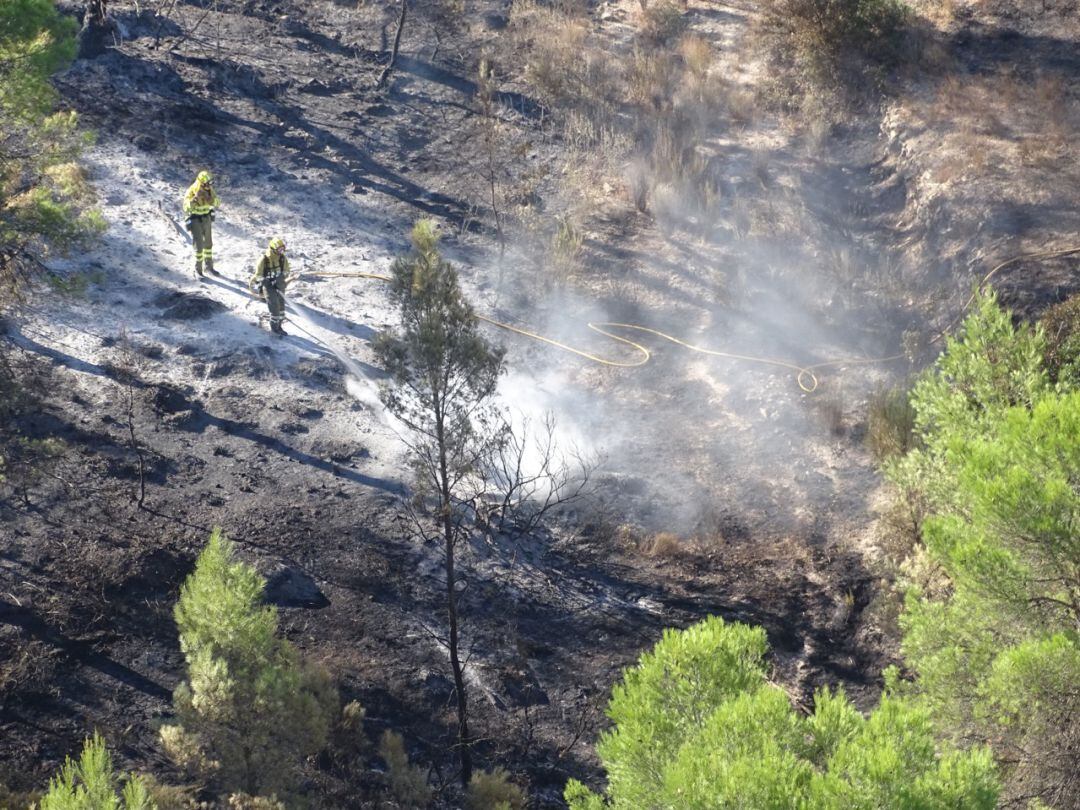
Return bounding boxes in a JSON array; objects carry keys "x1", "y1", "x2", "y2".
[
  {"x1": 0, "y1": 344, "x2": 883, "y2": 806},
  {"x1": 2, "y1": 0, "x2": 1078, "y2": 807}
]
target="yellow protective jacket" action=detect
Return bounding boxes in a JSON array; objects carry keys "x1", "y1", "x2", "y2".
[
  {"x1": 249, "y1": 251, "x2": 291, "y2": 291},
  {"x1": 183, "y1": 180, "x2": 219, "y2": 216}
]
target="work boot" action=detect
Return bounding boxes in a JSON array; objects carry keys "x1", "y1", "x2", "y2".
[
  {"x1": 194, "y1": 261, "x2": 204, "y2": 280},
  {"x1": 205, "y1": 260, "x2": 217, "y2": 277},
  {"x1": 270, "y1": 321, "x2": 286, "y2": 337}
]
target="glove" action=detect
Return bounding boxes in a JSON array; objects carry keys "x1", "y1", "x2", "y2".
[
  {"x1": 184, "y1": 216, "x2": 193, "y2": 231},
  {"x1": 210, "y1": 211, "x2": 216, "y2": 222}
]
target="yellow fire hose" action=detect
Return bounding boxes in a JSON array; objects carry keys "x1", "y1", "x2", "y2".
[{"x1": 303, "y1": 245, "x2": 1080, "y2": 393}]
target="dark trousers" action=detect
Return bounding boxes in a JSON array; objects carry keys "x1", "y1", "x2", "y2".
[
  {"x1": 191, "y1": 216, "x2": 213, "y2": 270},
  {"x1": 265, "y1": 284, "x2": 285, "y2": 325}
]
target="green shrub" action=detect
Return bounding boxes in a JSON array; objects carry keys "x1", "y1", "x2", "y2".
[
  {"x1": 0, "y1": 0, "x2": 103, "y2": 303},
  {"x1": 465, "y1": 768, "x2": 525, "y2": 810},
  {"x1": 886, "y1": 289, "x2": 1047, "y2": 510},
  {"x1": 565, "y1": 615, "x2": 998, "y2": 808},
  {"x1": 881, "y1": 290, "x2": 1080, "y2": 804},
  {"x1": 39, "y1": 733, "x2": 153, "y2": 810},
  {"x1": 378, "y1": 730, "x2": 431, "y2": 808},
  {"x1": 160, "y1": 529, "x2": 337, "y2": 799},
  {"x1": 1039, "y1": 294, "x2": 1080, "y2": 388},
  {"x1": 896, "y1": 391, "x2": 1080, "y2": 806}
]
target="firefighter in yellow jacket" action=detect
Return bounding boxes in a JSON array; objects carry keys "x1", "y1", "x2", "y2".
[
  {"x1": 183, "y1": 170, "x2": 220, "y2": 278},
  {"x1": 249, "y1": 237, "x2": 291, "y2": 335}
]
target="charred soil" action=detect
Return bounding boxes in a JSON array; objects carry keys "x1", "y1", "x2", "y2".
[{"x1": 2, "y1": 0, "x2": 1077, "y2": 806}]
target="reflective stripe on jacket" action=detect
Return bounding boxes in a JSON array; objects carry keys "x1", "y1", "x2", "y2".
[
  {"x1": 183, "y1": 181, "x2": 219, "y2": 216},
  {"x1": 250, "y1": 252, "x2": 290, "y2": 289}
]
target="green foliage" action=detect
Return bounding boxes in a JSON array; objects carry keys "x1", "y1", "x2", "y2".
[
  {"x1": 39, "y1": 733, "x2": 154, "y2": 810},
  {"x1": 897, "y1": 392, "x2": 1080, "y2": 806},
  {"x1": 1039, "y1": 293, "x2": 1080, "y2": 389},
  {"x1": 160, "y1": 529, "x2": 337, "y2": 800},
  {"x1": 880, "y1": 291, "x2": 1080, "y2": 805},
  {"x1": 374, "y1": 220, "x2": 507, "y2": 784},
  {"x1": 465, "y1": 768, "x2": 525, "y2": 810},
  {"x1": 886, "y1": 289, "x2": 1047, "y2": 512},
  {"x1": 566, "y1": 616, "x2": 997, "y2": 809},
  {"x1": 375, "y1": 219, "x2": 505, "y2": 455},
  {"x1": 0, "y1": 0, "x2": 102, "y2": 301},
  {"x1": 377, "y1": 730, "x2": 431, "y2": 809}
]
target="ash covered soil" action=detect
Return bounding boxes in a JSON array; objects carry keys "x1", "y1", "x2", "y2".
[{"x1": 2, "y1": 0, "x2": 1078, "y2": 805}]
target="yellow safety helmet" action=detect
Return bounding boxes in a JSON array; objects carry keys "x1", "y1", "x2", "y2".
[
  {"x1": 197, "y1": 170, "x2": 213, "y2": 185},
  {"x1": 268, "y1": 237, "x2": 287, "y2": 253}
]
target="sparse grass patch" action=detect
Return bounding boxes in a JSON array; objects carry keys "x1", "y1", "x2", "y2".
[
  {"x1": 678, "y1": 34, "x2": 712, "y2": 81},
  {"x1": 45, "y1": 268, "x2": 104, "y2": 296},
  {"x1": 551, "y1": 214, "x2": 584, "y2": 280},
  {"x1": 920, "y1": 69, "x2": 1076, "y2": 181},
  {"x1": 627, "y1": 46, "x2": 681, "y2": 111},
  {"x1": 625, "y1": 160, "x2": 652, "y2": 213},
  {"x1": 813, "y1": 382, "x2": 847, "y2": 436},
  {"x1": 512, "y1": 1, "x2": 617, "y2": 112},
  {"x1": 872, "y1": 495, "x2": 922, "y2": 570}
]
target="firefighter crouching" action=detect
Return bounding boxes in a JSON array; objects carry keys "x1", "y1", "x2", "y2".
[{"x1": 250, "y1": 237, "x2": 291, "y2": 336}]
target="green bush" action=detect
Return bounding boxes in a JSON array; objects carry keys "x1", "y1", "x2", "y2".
[
  {"x1": 39, "y1": 733, "x2": 153, "y2": 810},
  {"x1": 895, "y1": 391, "x2": 1080, "y2": 806},
  {"x1": 160, "y1": 529, "x2": 337, "y2": 800},
  {"x1": 1039, "y1": 294, "x2": 1080, "y2": 389},
  {"x1": 0, "y1": 0, "x2": 103, "y2": 302},
  {"x1": 465, "y1": 768, "x2": 525, "y2": 810},
  {"x1": 886, "y1": 289, "x2": 1047, "y2": 511},
  {"x1": 565, "y1": 615, "x2": 998, "y2": 808},
  {"x1": 377, "y1": 730, "x2": 431, "y2": 809},
  {"x1": 882, "y1": 291, "x2": 1080, "y2": 804}
]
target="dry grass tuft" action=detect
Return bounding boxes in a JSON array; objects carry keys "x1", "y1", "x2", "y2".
[
  {"x1": 642, "y1": 531, "x2": 685, "y2": 558},
  {"x1": 638, "y1": 0, "x2": 688, "y2": 46},
  {"x1": 865, "y1": 385, "x2": 915, "y2": 463},
  {"x1": 678, "y1": 33, "x2": 713, "y2": 81}
]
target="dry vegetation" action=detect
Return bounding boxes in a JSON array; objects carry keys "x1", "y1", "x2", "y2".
[{"x1": 914, "y1": 70, "x2": 1076, "y2": 186}]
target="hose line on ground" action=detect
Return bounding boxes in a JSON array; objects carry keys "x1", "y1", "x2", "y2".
[{"x1": 302, "y1": 246, "x2": 1080, "y2": 393}]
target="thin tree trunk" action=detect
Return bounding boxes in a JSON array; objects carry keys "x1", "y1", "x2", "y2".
[
  {"x1": 127, "y1": 381, "x2": 146, "y2": 508},
  {"x1": 436, "y1": 411, "x2": 472, "y2": 786},
  {"x1": 376, "y1": 0, "x2": 407, "y2": 90}
]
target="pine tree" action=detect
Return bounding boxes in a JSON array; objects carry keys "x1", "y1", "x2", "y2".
[
  {"x1": 160, "y1": 529, "x2": 337, "y2": 800},
  {"x1": 565, "y1": 616, "x2": 998, "y2": 809},
  {"x1": 39, "y1": 733, "x2": 153, "y2": 810},
  {"x1": 883, "y1": 291, "x2": 1080, "y2": 805},
  {"x1": 894, "y1": 391, "x2": 1080, "y2": 806},
  {"x1": 375, "y1": 220, "x2": 506, "y2": 786}
]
